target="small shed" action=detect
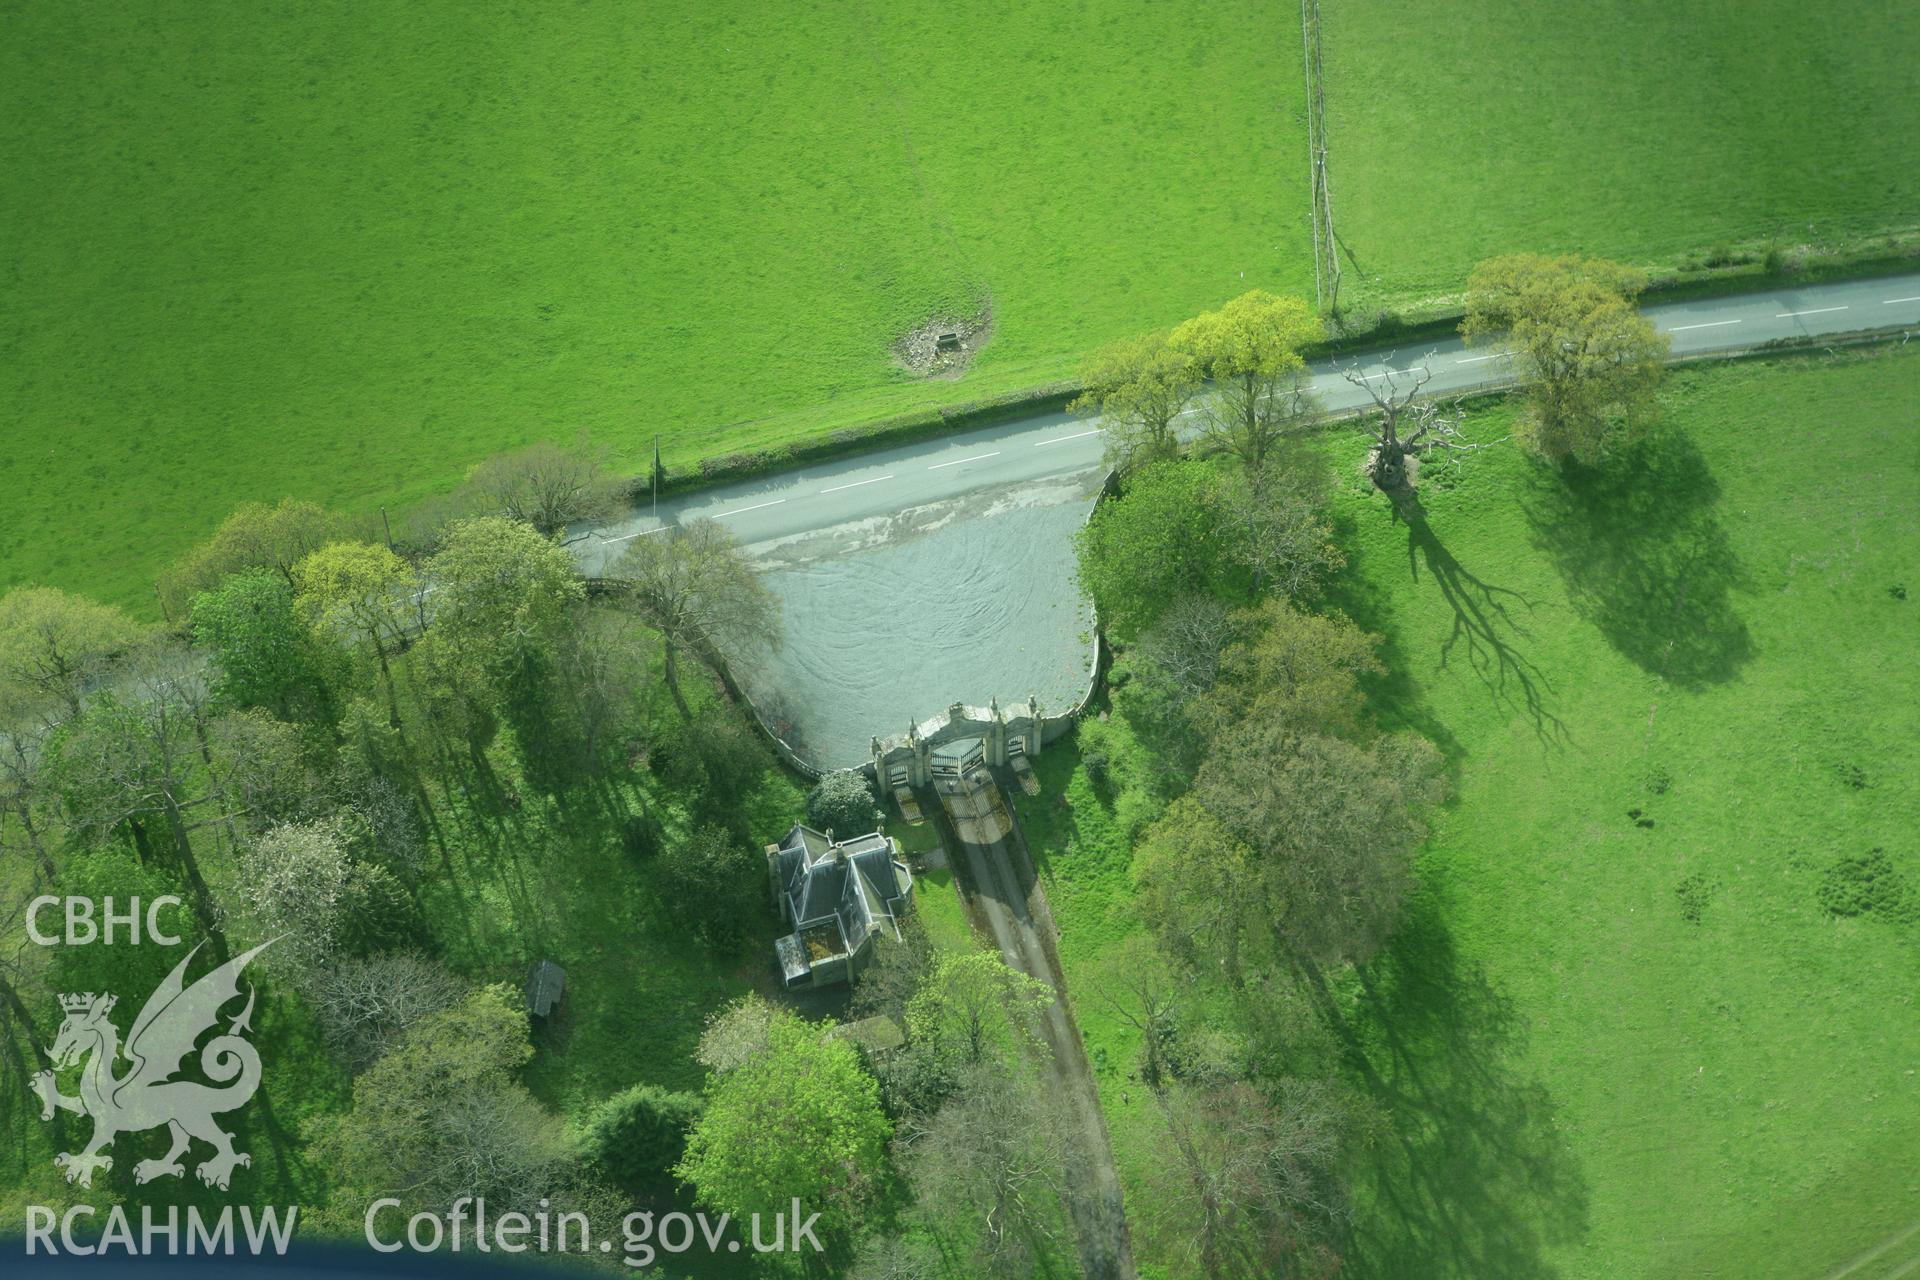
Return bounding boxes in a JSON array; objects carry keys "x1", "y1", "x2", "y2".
[
  {"x1": 525, "y1": 960, "x2": 567, "y2": 1018},
  {"x1": 934, "y1": 330, "x2": 963, "y2": 353}
]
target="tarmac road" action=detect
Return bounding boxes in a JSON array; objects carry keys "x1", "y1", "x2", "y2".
[
  {"x1": 574, "y1": 271, "x2": 1920, "y2": 768},
  {"x1": 577, "y1": 270, "x2": 1920, "y2": 567}
]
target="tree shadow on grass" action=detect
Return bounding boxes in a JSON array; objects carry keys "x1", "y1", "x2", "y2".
[
  {"x1": 1342, "y1": 897, "x2": 1590, "y2": 1279},
  {"x1": 1396, "y1": 495, "x2": 1568, "y2": 748},
  {"x1": 1319, "y1": 510, "x2": 1463, "y2": 770},
  {"x1": 1522, "y1": 430, "x2": 1752, "y2": 690}
]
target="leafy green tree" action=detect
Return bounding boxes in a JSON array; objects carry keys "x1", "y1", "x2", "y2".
[
  {"x1": 336, "y1": 861, "x2": 422, "y2": 957},
  {"x1": 1222, "y1": 453, "x2": 1343, "y2": 599},
  {"x1": 582, "y1": 1084, "x2": 703, "y2": 1191},
  {"x1": 1195, "y1": 723, "x2": 1444, "y2": 974},
  {"x1": 1135, "y1": 796, "x2": 1258, "y2": 979},
  {"x1": 50, "y1": 849, "x2": 201, "y2": 1007},
  {"x1": 294, "y1": 542, "x2": 415, "y2": 727},
  {"x1": 1171, "y1": 292, "x2": 1325, "y2": 485},
  {"x1": 0, "y1": 587, "x2": 141, "y2": 718},
  {"x1": 1113, "y1": 596, "x2": 1238, "y2": 790},
  {"x1": 906, "y1": 951, "x2": 1054, "y2": 1069},
  {"x1": 1196, "y1": 600, "x2": 1382, "y2": 742},
  {"x1": 1463, "y1": 253, "x2": 1669, "y2": 465},
  {"x1": 163, "y1": 498, "x2": 345, "y2": 615},
  {"x1": 678, "y1": 1007, "x2": 891, "y2": 1234},
  {"x1": 1074, "y1": 461, "x2": 1232, "y2": 641},
  {"x1": 424, "y1": 517, "x2": 584, "y2": 681},
  {"x1": 420, "y1": 517, "x2": 584, "y2": 785},
  {"x1": 1071, "y1": 330, "x2": 1200, "y2": 475},
  {"x1": 190, "y1": 568, "x2": 338, "y2": 725},
  {"x1": 651, "y1": 824, "x2": 765, "y2": 947},
  {"x1": 807, "y1": 769, "x2": 884, "y2": 838},
  {"x1": 657, "y1": 701, "x2": 773, "y2": 816},
  {"x1": 329, "y1": 984, "x2": 583, "y2": 1214},
  {"x1": 615, "y1": 519, "x2": 779, "y2": 718}
]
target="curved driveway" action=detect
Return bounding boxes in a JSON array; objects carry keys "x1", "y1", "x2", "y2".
[{"x1": 576, "y1": 273, "x2": 1920, "y2": 768}]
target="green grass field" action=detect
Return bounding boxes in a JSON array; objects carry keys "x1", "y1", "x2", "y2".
[
  {"x1": 1320, "y1": 0, "x2": 1920, "y2": 305},
  {"x1": 0, "y1": 0, "x2": 1310, "y2": 613},
  {"x1": 1019, "y1": 348, "x2": 1920, "y2": 1277}
]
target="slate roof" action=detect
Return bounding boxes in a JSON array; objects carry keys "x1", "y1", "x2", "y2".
[
  {"x1": 525, "y1": 960, "x2": 566, "y2": 1017},
  {"x1": 773, "y1": 824, "x2": 910, "y2": 958}
]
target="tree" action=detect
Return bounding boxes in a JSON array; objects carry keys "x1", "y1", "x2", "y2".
[
  {"x1": 0, "y1": 587, "x2": 141, "y2": 719},
  {"x1": 1071, "y1": 330, "x2": 1200, "y2": 475},
  {"x1": 163, "y1": 498, "x2": 345, "y2": 615},
  {"x1": 307, "y1": 951, "x2": 465, "y2": 1072},
  {"x1": 419, "y1": 518, "x2": 584, "y2": 783},
  {"x1": 1222, "y1": 454, "x2": 1343, "y2": 599},
  {"x1": 1074, "y1": 461, "x2": 1232, "y2": 641},
  {"x1": 1115, "y1": 597, "x2": 1239, "y2": 789},
  {"x1": 1340, "y1": 360, "x2": 1477, "y2": 494},
  {"x1": 293, "y1": 542, "x2": 415, "y2": 727},
  {"x1": 652, "y1": 824, "x2": 765, "y2": 947},
  {"x1": 329, "y1": 984, "x2": 584, "y2": 1215},
  {"x1": 807, "y1": 769, "x2": 884, "y2": 838},
  {"x1": 904, "y1": 1063, "x2": 1076, "y2": 1278},
  {"x1": 1197, "y1": 599, "x2": 1382, "y2": 743},
  {"x1": 1195, "y1": 724, "x2": 1443, "y2": 974},
  {"x1": 695, "y1": 994, "x2": 780, "y2": 1077},
  {"x1": 1090, "y1": 934, "x2": 1183, "y2": 1087},
  {"x1": 190, "y1": 569, "x2": 338, "y2": 725},
  {"x1": 228, "y1": 820, "x2": 351, "y2": 986},
  {"x1": 615, "y1": 519, "x2": 779, "y2": 718},
  {"x1": 458, "y1": 439, "x2": 627, "y2": 542},
  {"x1": 1463, "y1": 253, "x2": 1669, "y2": 465},
  {"x1": 424, "y1": 517, "x2": 583, "y2": 682},
  {"x1": 678, "y1": 1006, "x2": 891, "y2": 1234},
  {"x1": 1135, "y1": 797, "x2": 1258, "y2": 979},
  {"x1": 1171, "y1": 292, "x2": 1325, "y2": 485},
  {"x1": 44, "y1": 684, "x2": 237, "y2": 944},
  {"x1": 582, "y1": 1084, "x2": 704, "y2": 1191},
  {"x1": 1139, "y1": 1080, "x2": 1348, "y2": 1280},
  {"x1": 0, "y1": 712, "x2": 57, "y2": 879},
  {"x1": 905, "y1": 951, "x2": 1054, "y2": 1070}
]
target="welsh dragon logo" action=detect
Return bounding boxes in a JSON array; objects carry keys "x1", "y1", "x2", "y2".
[{"x1": 32, "y1": 940, "x2": 273, "y2": 1191}]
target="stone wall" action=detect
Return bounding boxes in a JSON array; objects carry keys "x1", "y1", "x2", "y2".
[{"x1": 868, "y1": 695, "x2": 1078, "y2": 788}]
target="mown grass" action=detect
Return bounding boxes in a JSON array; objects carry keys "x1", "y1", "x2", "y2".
[
  {"x1": 1319, "y1": 0, "x2": 1920, "y2": 307},
  {"x1": 0, "y1": 0, "x2": 1310, "y2": 614},
  {"x1": 1019, "y1": 348, "x2": 1920, "y2": 1277}
]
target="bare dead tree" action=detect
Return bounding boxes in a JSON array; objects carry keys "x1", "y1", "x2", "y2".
[
  {"x1": 1142, "y1": 1079, "x2": 1349, "y2": 1280},
  {"x1": 459, "y1": 439, "x2": 627, "y2": 544},
  {"x1": 308, "y1": 952, "x2": 466, "y2": 1071},
  {"x1": 1340, "y1": 355, "x2": 1483, "y2": 494},
  {"x1": 903, "y1": 1063, "x2": 1076, "y2": 1279}
]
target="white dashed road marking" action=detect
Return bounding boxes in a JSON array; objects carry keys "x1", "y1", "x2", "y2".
[
  {"x1": 1668, "y1": 319, "x2": 1743, "y2": 331},
  {"x1": 928, "y1": 451, "x2": 1001, "y2": 470},
  {"x1": 1035, "y1": 430, "x2": 1101, "y2": 447},
  {"x1": 818, "y1": 475, "x2": 892, "y2": 494},
  {"x1": 601, "y1": 527, "x2": 668, "y2": 544},
  {"x1": 1883, "y1": 296, "x2": 1920, "y2": 305},
  {"x1": 1776, "y1": 306, "x2": 1848, "y2": 318},
  {"x1": 713, "y1": 499, "x2": 786, "y2": 518}
]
